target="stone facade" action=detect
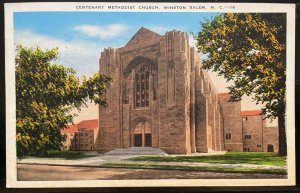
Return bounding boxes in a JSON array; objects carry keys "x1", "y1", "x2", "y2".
[
  {"x1": 96, "y1": 27, "x2": 278, "y2": 154},
  {"x1": 218, "y1": 93, "x2": 243, "y2": 152},
  {"x1": 61, "y1": 119, "x2": 99, "y2": 151},
  {"x1": 241, "y1": 110, "x2": 278, "y2": 153}
]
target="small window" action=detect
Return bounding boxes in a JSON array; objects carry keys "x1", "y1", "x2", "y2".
[
  {"x1": 257, "y1": 144, "x2": 262, "y2": 148},
  {"x1": 225, "y1": 133, "x2": 231, "y2": 140},
  {"x1": 244, "y1": 134, "x2": 251, "y2": 140},
  {"x1": 243, "y1": 147, "x2": 250, "y2": 152},
  {"x1": 243, "y1": 116, "x2": 248, "y2": 121}
]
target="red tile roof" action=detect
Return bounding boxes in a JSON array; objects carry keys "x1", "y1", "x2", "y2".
[
  {"x1": 240, "y1": 110, "x2": 262, "y2": 116},
  {"x1": 60, "y1": 119, "x2": 99, "y2": 133},
  {"x1": 218, "y1": 93, "x2": 232, "y2": 97},
  {"x1": 61, "y1": 124, "x2": 78, "y2": 133},
  {"x1": 77, "y1": 119, "x2": 98, "y2": 129}
]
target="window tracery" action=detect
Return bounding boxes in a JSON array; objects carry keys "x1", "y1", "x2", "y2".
[{"x1": 134, "y1": 64, "x2": 150, "y2": 108}]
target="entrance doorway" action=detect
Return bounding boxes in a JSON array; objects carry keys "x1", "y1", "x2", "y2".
[
  {"x1": 145, "y1": 134, "x2": 152, "y2": 147},
  {"x1": 134, "y1": 134, "x2": 142, "y2": 147},
  {"x1": 267, "y1": 144, "x2": 274, "y2": 152},
  {"x1": 133, "y1": 121, "x2": 152, "y2": 147}
]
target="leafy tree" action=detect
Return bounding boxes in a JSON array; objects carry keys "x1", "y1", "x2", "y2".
[
  {"x1": 195, "y1": 13, "x2": 287, "y2": 155},
  {"x1": 16, "y1": 46, "x2": 112, "y2": 157}
]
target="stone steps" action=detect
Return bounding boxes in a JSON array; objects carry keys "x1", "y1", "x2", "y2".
[{"x1": 104, "y1": 147, "x2": 167, "y2": 155}]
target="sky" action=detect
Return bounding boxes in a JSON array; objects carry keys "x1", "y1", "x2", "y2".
[{"x1": 14, "y1": 11, "x2": 270, "y2": 124}]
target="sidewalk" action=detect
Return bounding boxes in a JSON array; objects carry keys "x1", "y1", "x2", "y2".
[
  {"x1": 18, "y1": 154, "x2": 135, "y2": 166},
  {"x1": 17, "y1": 153, "x2": 287, "y2": 170}
]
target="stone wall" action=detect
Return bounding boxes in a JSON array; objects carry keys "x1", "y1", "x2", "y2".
[
  {"x1": 242, "y1": 114, "x2": 264, "y2": 152},
  {"x1": 98, "y1": 48, "x2": 121, "y2": 152},
  {"x1": 263, "y1": 126, "x2": 279, "y2": 152},
  {"x1": 158, "y1": 30, "x2": 192, "y2": 154},
  {"x1": 218, "y1": 94, "x2": 243, "y2": 151},
  {"x1": 241, "y1": 111, "x2": 278, "y2": 153}
]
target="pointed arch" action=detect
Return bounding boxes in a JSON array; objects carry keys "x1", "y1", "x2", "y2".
[
  {"x1": 130, "y1": 116, "x2": 151, "y2": 130},
  {"x1": 123, "y1": 56, "x2": 157, "y2": 79}
]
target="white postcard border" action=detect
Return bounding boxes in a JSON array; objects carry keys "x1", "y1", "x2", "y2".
[{"x1": 5, "y1": 2, "x2": 296, "y2": 188}]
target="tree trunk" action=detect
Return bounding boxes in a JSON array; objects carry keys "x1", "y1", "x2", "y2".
[{"x1": 278, "y1": 114, "x2": 287, "y2": 156}]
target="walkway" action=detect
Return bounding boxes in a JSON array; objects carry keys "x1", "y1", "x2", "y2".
[{"x1": 18, "y1": 152, "x2": 286, "y2": 170}]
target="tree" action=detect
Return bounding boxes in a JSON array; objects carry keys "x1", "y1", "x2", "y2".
[
  {"x1": 16, "y1": 46, "x2": 112, "y2": 157},
  {"x1": 195, "y1": 13, "x2": 287, "y2": 155}
]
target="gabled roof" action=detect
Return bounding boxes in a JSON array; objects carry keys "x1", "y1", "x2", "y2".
[
  {"x1": 60, "y1": 119, "x2": 99, "y2": 133},
  {"x1": 218, "y1": 92, "x2": 232, "y2": 97},
  {"x1": 124, "y1": 27, "x2": 161, "y2": 48},
  {"x1": 240, "y1": 110, "x2": 262, "y2": 116},
  {"x1": 77, "y1": 119, "x2": 98, "y2": 129}
]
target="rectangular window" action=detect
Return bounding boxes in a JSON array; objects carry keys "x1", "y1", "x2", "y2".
[
  {"x1": 257, "y1": 144, "x2": 262, "y2": 148},
  {"x1": 244, "y1": 134, "x2": 251, "y2": 140},
  {"x1": 225, "y1": 133, "x2": 231, "y2": 140},
  {"x1": 243, "y1": 147, "x2": 250, "y2": 152}
]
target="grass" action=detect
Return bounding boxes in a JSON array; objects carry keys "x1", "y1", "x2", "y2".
[
  {"x1": 127, "y1": 152, "x2": 286, "y2": 166},
  {"x1": 100, "y1": 162, "x2": 287, "y2": 175},
  {"x1": 40, "y1": 150, "x2": 97, "y2": 160}
]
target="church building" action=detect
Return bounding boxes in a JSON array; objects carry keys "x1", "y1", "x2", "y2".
[{"x1": 96, "y1": 27, "x2": 277, "y2": 154}]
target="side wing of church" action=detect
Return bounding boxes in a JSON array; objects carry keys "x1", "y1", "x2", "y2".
[{"x1": 96, "y1": 27, "x2": 275, "y2": 154}]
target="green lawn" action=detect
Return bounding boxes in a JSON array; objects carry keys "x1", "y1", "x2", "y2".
[
  {"x1": 40, "y1": 150, "x2": 97, "y2": 160},
  {"x1": 100, "y1": 162, "x2": 287, "y2": 175},
  {"x1": 127, "y1": 152, "x2": 286, "y2": 166}
]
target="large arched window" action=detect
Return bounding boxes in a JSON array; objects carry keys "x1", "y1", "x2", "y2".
[
  {"x1": 134, "y1": 65, "x2": 150, "y2": 108},
  {"x1": 123, "y1": 56, "x2": 157, "y2": 107}
]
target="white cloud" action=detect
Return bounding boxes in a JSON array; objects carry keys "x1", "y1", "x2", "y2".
[
  {"x1": 14, "y1": 30, "x2": 103, "y2": 75},
  {"x1": 73, "y1": 24, "x2": 128, "y2": 39}
]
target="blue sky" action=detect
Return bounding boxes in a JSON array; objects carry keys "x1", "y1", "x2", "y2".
[
  {"x1": 14, "y1": 12, "x2": 217, "y2": 76},
  {"x1": 14, "y1": 12, "x2": 217, "y2": 45}
]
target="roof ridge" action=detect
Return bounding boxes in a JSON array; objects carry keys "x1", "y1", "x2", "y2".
[{"x1": 125, "y1": 27, "x2": 161, "y2": 47}]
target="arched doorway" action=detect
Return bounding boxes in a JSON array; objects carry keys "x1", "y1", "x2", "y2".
[
  {"x1": 133, "y1": 121, "x2": 152, "y2": 147},
  {"x1": 267, "y1": 144, "x2": 274, "y2": 152}
]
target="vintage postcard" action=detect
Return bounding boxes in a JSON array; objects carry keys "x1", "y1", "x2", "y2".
[{"x1": 5, "y1": 2, "x2": 295, "y2": 188}]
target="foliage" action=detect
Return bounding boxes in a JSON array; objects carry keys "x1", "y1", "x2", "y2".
[
  {"x1": 195, "y1": 13, "x2": 286, "y2": 119},
  {"x1": 128, "y1": 152, "x2": 286, "y2": 166},
  {"x1": 16, "y1": 45, "x2": 112, "y2": 157},
  {"x1": 195, "y1": 13, "x2": 287, "y2": 155}
]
